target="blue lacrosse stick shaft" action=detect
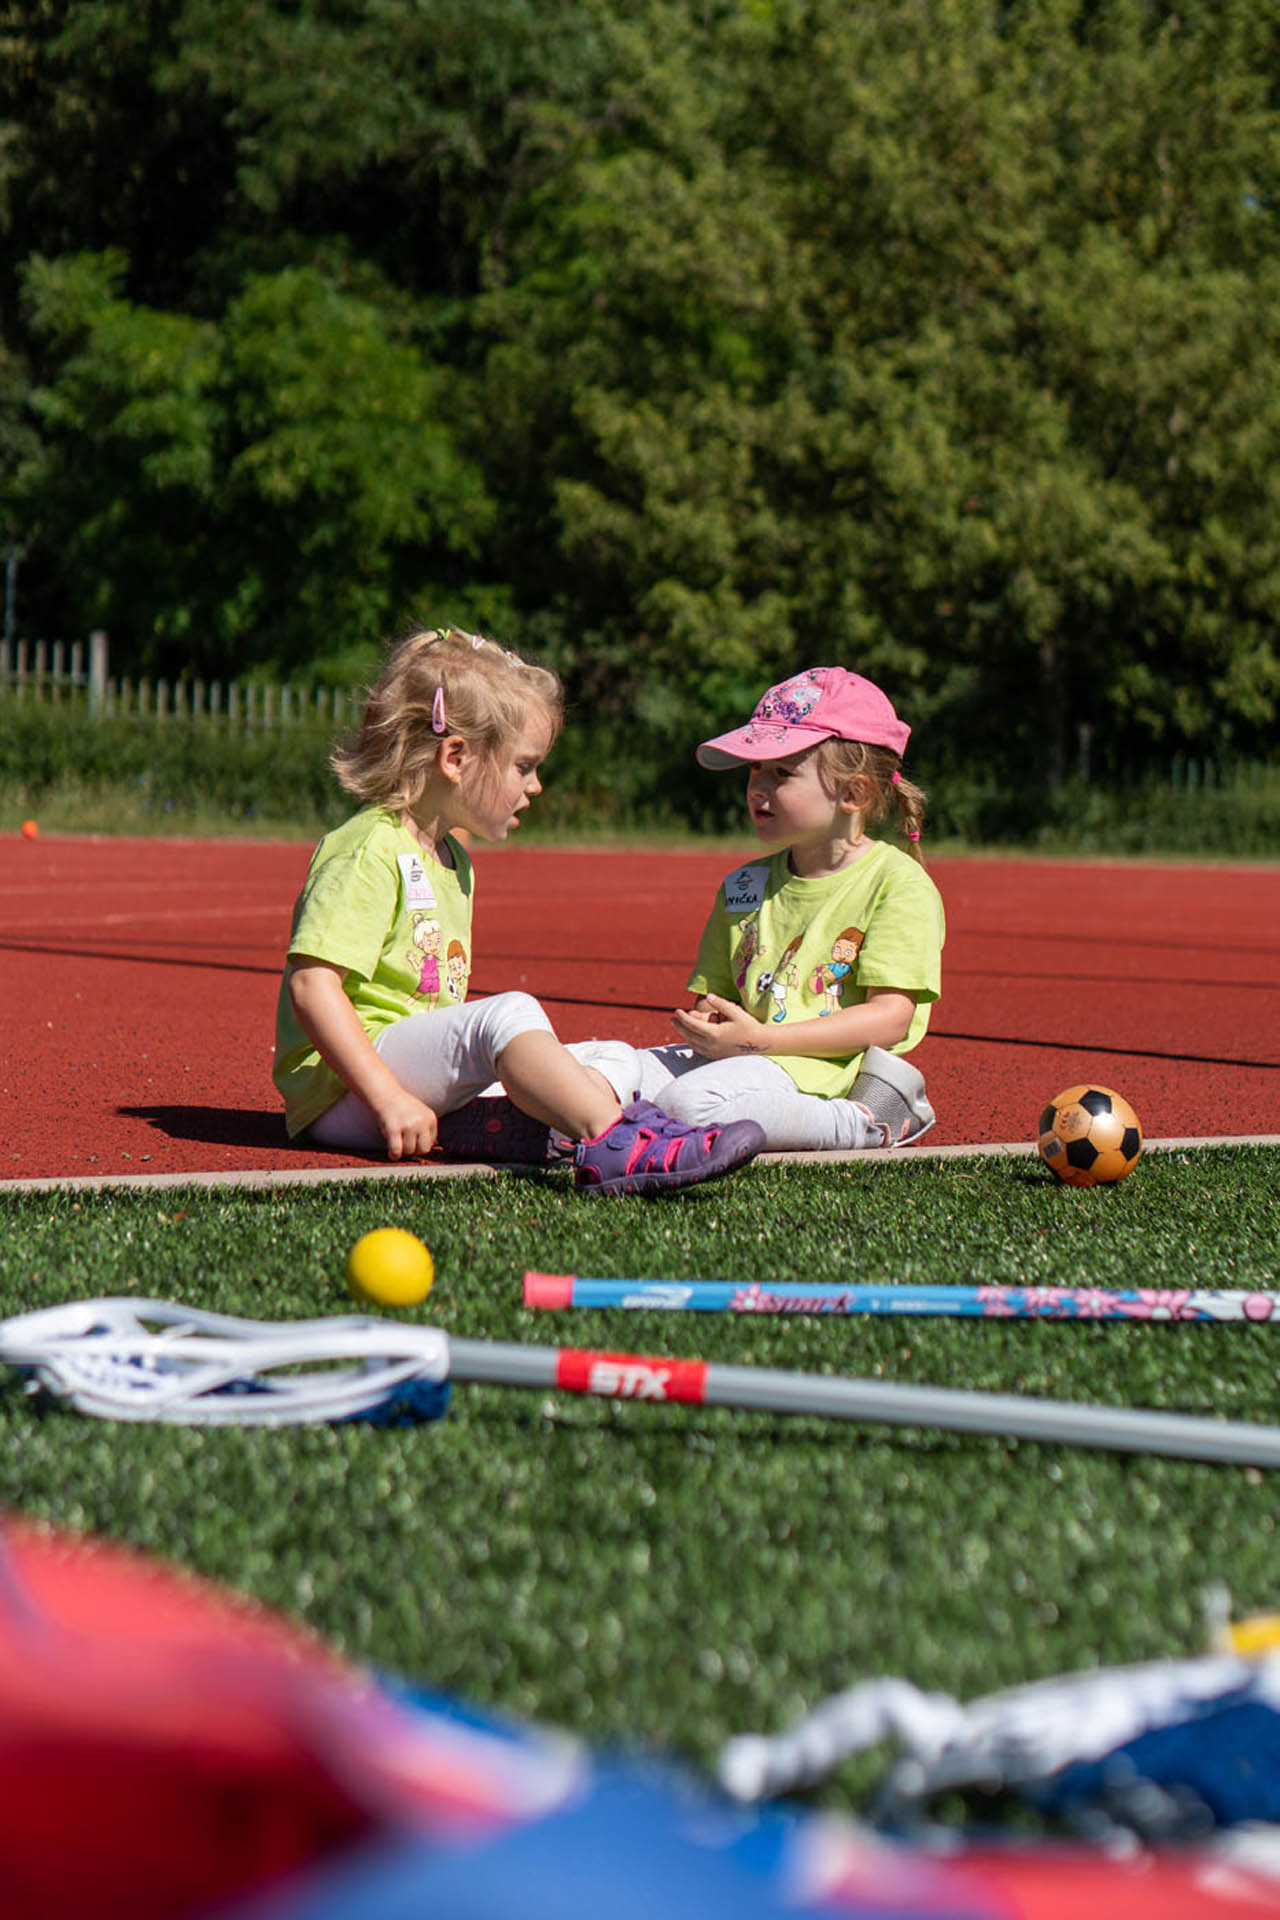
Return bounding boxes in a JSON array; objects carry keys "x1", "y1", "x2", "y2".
[{"x1": 522, "y1": 1273, "x2": 1280, "y2": 1322}]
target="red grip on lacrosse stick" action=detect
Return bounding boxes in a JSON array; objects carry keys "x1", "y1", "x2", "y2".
[{"x1": 554, "y1": 1349, "x2": 710, "y2": 1405}]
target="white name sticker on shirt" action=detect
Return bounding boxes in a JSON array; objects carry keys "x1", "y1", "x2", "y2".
[
  {"x1": 723, "y1": 865, "x2": 767, "y2": 913},
  {"x1": 397, "y1": 852, "x2": 437, "y2": 910}
]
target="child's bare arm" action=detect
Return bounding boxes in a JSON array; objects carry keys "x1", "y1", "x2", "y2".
[
  {"x1": 286, "y1": 957, "x2": 439, "y2": 1159},
  {"x1": 672, "y1": 987, "x2": 915, "y2": 1061}
]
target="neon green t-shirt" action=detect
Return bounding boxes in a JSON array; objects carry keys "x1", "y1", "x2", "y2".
[
  {"x1": 686, "y1": 842, "x2": 944, "y2": 1097},
  {"x1": 273, "y1": 808, "x2": 475, "y2": 1136}
]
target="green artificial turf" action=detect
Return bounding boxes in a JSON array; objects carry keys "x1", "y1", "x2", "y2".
[{"x1": 1, "y1": 1146, "x2": 1278, "y2": 1806}]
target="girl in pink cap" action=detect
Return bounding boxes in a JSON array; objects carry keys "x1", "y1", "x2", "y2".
[{"x1": 633, "y1": 666, "x2": 945, "y2": 1151}]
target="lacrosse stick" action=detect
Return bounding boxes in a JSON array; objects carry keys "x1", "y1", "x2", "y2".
[
  {"x1": 0, "y1": 1298, "x2": 451, "y2": 1426},
  {"x1": 453, "y1": 1337, "x2": 1280, "y2": 1466},
  {"x1": 5, "y1": 1300, "x2": 1280, "y2": 1466},
  {"x1": 523, "y1": 1273, "x2": 1280, "y2": 1322},
  {"x1": 716, "y1": 1652, "x2": 1280, "y2": 1825}
]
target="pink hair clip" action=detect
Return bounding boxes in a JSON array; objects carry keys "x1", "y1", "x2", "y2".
[
  {"x1": 890, "y1": 770, "x2": 902, "y2": 787},
  {"x1": 908, "y1": 829, "x2": 921, "y2": 842},
  {"x1": 431, "y1": 687, "x2": 447, "y2": 734}
]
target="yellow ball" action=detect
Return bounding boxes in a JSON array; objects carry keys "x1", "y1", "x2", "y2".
[{"x1": 345, "y1": 1228, "x2": 434, "y2": 1308}]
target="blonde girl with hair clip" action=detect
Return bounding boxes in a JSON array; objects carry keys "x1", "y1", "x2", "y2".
[
  {"x1": 633, "y1": 666, "x2": 944, "y2": 1152},
  {"x1": 273, "y1": 628, "x2": 764, "y2": 1195}
]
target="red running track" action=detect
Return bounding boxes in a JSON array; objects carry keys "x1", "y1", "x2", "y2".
[{"x1": 1, "y1": 834, "x2": 1277, "y2": 1184}]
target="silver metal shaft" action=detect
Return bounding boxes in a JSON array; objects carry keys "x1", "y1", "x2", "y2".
[{"x1": 446, "y1": 1337, "x2": 1280, "y2": 1468}]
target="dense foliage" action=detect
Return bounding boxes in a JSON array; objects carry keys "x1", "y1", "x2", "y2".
[{"x1": 3, "y1": 0, "x2": 1278, "y2": 810}]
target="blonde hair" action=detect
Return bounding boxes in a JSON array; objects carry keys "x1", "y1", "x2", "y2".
[
  {"x1": 331, "y1": 627, "x2": 563, "y2": 813},
  {"x1": 813, "y1": 739, "x2": 928, "y2": 864}
]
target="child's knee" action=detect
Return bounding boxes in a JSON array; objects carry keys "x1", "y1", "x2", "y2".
[{"x1": 479, "y1": 991, "x2": 554, "y2": 1056}]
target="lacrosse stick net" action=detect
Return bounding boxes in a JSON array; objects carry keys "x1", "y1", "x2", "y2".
[{"x1": 0, "y1": 1298, "x2": 451, "y2": 1426}]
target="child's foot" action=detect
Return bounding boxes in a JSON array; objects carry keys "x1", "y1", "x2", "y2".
[
  {"x1": 435, "y1": 1096, "x2": 571, "y2": 1164},
  {"x1": 574, "y1": 1099, "x2": 765, "y2": 1197},
  {"x1": 849, "y1": 1046, "x2": 936, "y2": 1147}
]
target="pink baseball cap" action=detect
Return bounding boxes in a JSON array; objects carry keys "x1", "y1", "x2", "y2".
[{"x1": 696, "y1": 667, "x2": 910, "y2": 768}]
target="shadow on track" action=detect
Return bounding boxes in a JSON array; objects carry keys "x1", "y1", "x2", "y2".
[{"x1": 120, "y1": 1105, "x2": 297, "y2": 1150}]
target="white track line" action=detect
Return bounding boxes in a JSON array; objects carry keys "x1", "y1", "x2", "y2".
[{"x1": 1, "y1": 1136, "x2": 1276, "y2": 1196}]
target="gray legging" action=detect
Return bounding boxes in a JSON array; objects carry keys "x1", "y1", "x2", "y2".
[
  {"x1": 308, "y1": 992, "x2": 644, "y2": 1153},
  {"x1": 629, "y1": 1045, "x2": 876, "y2": 1152}
]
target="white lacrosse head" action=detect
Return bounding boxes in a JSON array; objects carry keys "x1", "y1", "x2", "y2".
[{"x1": 0, "y1": 1298, "x2": 451, "y2": 1427}]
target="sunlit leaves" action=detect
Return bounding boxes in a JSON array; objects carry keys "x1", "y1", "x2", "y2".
[
  {"x1": 4, "y1": 0, "x2": 1280, "y2": 774},
  {"x1": 21, "y1": 255, "x2": 492, "y2": 670}
]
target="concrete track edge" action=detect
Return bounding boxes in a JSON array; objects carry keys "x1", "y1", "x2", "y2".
[{"x1": 3, "y1": 1135, "x2": 1277, "y2": 1196}]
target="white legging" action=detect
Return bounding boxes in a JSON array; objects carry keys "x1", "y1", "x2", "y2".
[
  {"x1": 630, "y1": 1045, "x2": 874, "y2": 1152},
  {"x1": 307, "y1": 992, "x2": 644, "y2": 1154}
]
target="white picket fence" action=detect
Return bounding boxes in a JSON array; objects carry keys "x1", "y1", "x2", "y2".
[
  {"x1": 1, "y1": 633, "x2": 108, "y2": 706},
  {"x1": 0, "y1": 634, "x2": 358, "y2": 728}
]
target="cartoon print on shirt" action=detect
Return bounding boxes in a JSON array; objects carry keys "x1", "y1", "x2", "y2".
[
  {"x1": 756, "y1": 934, "x2": 803, "y2": 1024},
  {"x1": 407, "y1": 914, "x2": 443, "y2": 1007},
  {"x1": 810, "y1": 927, "x2": 865, "y2": 1015},
  {"x1": 445, "y1": 938, "x2": 469, "y2": 1001},
  {"x1": 733, "y1": 913, "x2": 761, "y2": 995}
]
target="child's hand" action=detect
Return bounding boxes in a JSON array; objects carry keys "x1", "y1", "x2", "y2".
[
  {"x1": 671, "y1": 994, "x2": 770, "y2": 1059},
  {"x1": 375, "y1": 1089, "x2": 440, "y2": 1161}
]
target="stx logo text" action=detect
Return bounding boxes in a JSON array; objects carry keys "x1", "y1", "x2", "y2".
[{"x1": 587, "y1": 1360, "x2": 672, "y2": 1399}]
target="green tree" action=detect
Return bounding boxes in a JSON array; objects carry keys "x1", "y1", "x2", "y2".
[
  {"x1": 0, "y1": 0, "x2": 237, "y2": 313},
  {"x1": 159, "y1": 0, "x2": 615, "y2": 299},
  {"x1": 22, "y1": 253, "x2": 493, "y2": 676},
  {"x1": 4, "y1": 0, "x2": 1280, "y2": 796},
  {"x1": 473, "y1": 0, "x2": 1280, "y2": 785}
]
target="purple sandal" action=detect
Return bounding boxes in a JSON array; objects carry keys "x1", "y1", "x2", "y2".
[{"x1": 573, "y1": 1099, "x2": 765, "y2": 1197}]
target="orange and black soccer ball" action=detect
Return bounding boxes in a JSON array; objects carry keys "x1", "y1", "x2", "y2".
[{"x1": 1037, "y1": 1085, "x2": 1143, "y2": 1187}]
